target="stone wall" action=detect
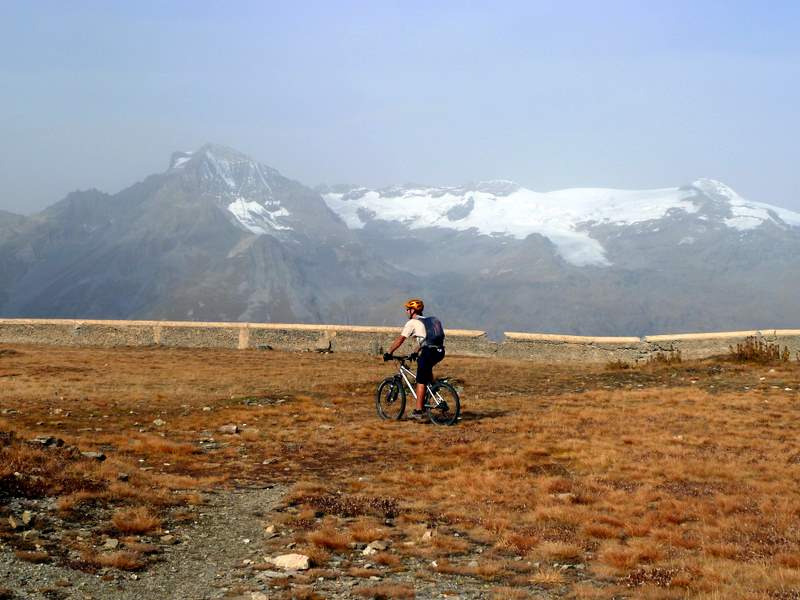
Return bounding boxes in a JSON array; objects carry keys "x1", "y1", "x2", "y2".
[
  {"x1": 1, "y1": 318, "x2": 798, "y2": 363},
  {"x1": 496, "y1": 332, "x2": 646, "y2": 363}
]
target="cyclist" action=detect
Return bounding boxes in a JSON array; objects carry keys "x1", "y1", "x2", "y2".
[{"x1": 384, "y1": 298, "x2": 445, "y2": 420}]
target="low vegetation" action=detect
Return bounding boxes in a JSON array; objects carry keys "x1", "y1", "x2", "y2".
[
  {"x1": 1, "y1": 343, "x2": 799, "y2": 597},
  {"x1": 729, "y1": 335, "x2": 793, "y2": 363}
]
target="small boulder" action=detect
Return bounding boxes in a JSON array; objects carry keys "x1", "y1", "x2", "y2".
[
  {"x1": 255, "y1": 570, "x2": 284, "y2": 580},
  {"x1": 81, "y1": 451, "x2": 106, "y2": 461},
  {"x1": 152, "y1": 419, "x2": 166, "y2": 427},
  {"x1": 103, "y1": 539, "x2": 119, "y2": 550},
  {"x1": 218, "y1": 424, "x2": 239, "y2": 435},
  {"x1": 271, "y1": 553, "x2": 310, "y2": 571},
  {"x1": 29, "y1": 436, "x2": 63, "y2": 447},
  {"x1": 362, "y1": 540, "x2": 390, "y2": 556},
  {"x1": 554, "y1": 492, "x2": 576, "y2": 503}
]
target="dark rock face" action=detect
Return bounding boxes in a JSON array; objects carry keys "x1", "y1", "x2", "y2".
[{"x1": 1, "y1": 146, "x2": 799, "y2": 336}]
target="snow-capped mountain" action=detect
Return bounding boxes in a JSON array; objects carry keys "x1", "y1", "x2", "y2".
[
  {"x1": 0, "y1": 145, "x2": 401, "y2": 324},
  {"x1": 167, "y1": 145, "x2": 346, "y2": 241},
  {"x1": 322, "y1": 179, "x2": 800, "y2": 267},
  {"x1": 1, "y1": 144, "x2": 799, "y2": 336}
]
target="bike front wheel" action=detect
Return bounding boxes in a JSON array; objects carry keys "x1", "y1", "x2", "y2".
[
  {"x1": 376, "y1": 377, "x2": 406, "y2": 420},
  {"x1": 426, "y1": 381, "x2": 460, "y2": 425}
]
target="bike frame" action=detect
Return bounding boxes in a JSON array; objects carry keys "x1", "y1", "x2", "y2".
[{"x1": 397, "y1": 362, "x2": 438, "y2": 405}]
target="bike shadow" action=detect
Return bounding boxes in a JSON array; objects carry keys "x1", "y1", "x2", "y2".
[{"x1": 457, "y1": 409, "x2": 511, "y2": 422}]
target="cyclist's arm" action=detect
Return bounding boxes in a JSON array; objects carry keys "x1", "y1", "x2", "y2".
[{"x1": 386, "y1": 335, "x2": 406, "y2": 355}]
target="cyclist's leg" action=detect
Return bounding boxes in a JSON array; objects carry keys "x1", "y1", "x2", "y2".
[
  {"x1": 416, "y1": 347, "x2": 444, "y2": 409},
  {"x1": 415, "y1": 348, "x2": 434, "y2": 411},
  {"x1": 415, "y1": 383, "x2": 426, "y2": 411}
]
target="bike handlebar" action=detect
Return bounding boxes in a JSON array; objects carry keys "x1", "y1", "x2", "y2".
[{"x1": 383, "y1": 353, "x2": 418, "y2": 362}]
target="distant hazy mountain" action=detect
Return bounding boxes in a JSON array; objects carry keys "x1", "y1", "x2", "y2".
[
  {"x1": 1, "y1": 144, "x2": 799, "y2": 336},
  {"x1": 0, "y1": 145, "x2": 404, "y2": 324}
]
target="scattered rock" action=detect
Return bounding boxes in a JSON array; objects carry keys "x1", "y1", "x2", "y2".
[
  {"x1": 218, "y1": 424, "x2": 239, "y2": 435},
  {"x1": 270, "y1": 553, "x2": 310, "y2": 571},
  {"x1": 152, "y1": 419, "x2": 166, "y2": 427},
  {"x1": 21, "y1": 511, "x2": 34, "y2": 526},
  {"x1": 255, "y1": 570, "x2": 285, "y2": 580},
  {"x1": 264, "y1": 524, "x2": 277, "y2": 538},
  {"x1": 251, "y1": 593, "x2": 268, "y2": 600},
  {"x1": 362, "y1": 540, "x2": 390, "y2": 556},
  {"x1": 117, "y1": 472, "x2": 130, "y2": 482},
  {"x1": 421, "y1": 530, "x2": 434, "y2": 541},
  {"x1": 29, "y1": 436, "x2": 64, "y2": 447},
  {"x1": 160, "y1": 534, "x2": 177, "y2": 545},
  {"x1": 81, "y1": 451, "x2": 106, "y2": 461},
  {"x1": 103, "y1": 539, "x2": 119, "y2": 550}
]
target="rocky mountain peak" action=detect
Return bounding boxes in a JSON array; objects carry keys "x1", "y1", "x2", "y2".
[{"x1": 169, "y1": 144, "x2": 280, "y2": 195}]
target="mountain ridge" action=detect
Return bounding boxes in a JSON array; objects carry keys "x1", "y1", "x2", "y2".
[{"x1": 1, "y1": 144, "x2": 799, "y2": 336}]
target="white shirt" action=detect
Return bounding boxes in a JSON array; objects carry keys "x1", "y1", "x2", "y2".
[{"x1": 400, "y1": 317, "x2": 426, "y2": 347}]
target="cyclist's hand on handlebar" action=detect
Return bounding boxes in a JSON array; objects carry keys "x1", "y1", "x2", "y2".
[
  {"x1": 383, "y1": 353, "x2": 392, "y2": 362},
  {"x1": 409, "y1": 351, "x2": 419, "y2": 361}
]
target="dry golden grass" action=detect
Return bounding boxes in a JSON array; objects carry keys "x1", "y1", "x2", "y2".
[
  {"x1": 2, "y1": 343, "x2": 800, "y2": 596},
  {"x1": 82, "y1": 550, "x2": 144, "y2": 571},
  {"x1": 306, "y1": 527, "x2": 351, "y2": 550},
  {"x1": 111, "y1": 506, "x2": 162, "y2": 534},
  {"x1": 14, "y1": 550, "x2": 50, "y2": 564},
  {"x1": 530, "y1": 567, "x2": 566, "y2": 585}
]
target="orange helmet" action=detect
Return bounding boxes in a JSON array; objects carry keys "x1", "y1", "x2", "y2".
[{"x1": 404, "y1": 298, "x2": 424, "y2": 312}]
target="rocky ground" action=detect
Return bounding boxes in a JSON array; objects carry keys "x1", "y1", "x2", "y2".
[{"x1": 1, "y1": 486, "x2": 568, "y2": 599}]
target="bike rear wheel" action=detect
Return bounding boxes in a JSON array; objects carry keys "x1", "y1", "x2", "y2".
[
  {"x1": 376, "y1": 377, "x2": 406, "y2": 420},
  {"x1": 426, "y1": 381, "x2": 460, "y2": 425}
]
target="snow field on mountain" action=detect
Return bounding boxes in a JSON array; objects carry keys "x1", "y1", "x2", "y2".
[
  {"x1": 693, "y1": 179, "x2": 800, "y2": 231},
  {"x1": 323, "y1": 186, "x2": 700, "y2": 266},
  {"x1": 169, "y1": 146, "x2": 800, "y2": 261},
  {"x1": 227, "y1": 198, "x2": 292, "y2": 234},
  {"x1": 323, "y1": 179, "x2": 800, "y2": 267}
]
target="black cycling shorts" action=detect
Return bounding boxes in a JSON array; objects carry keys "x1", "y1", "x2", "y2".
[{"x1": 416, "y1": 346, "x2": 444, "y2": 385}]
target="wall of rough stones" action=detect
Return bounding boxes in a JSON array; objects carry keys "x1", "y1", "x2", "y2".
[{"x1": 0, "y1": 318, "x2": 798, "y2": 363}]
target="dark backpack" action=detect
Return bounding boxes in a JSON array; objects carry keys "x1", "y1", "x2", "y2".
[{"x1": 419, "y1": 316, "x2": 445, "y2": 348}]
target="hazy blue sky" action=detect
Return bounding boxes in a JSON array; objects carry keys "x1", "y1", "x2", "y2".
[{"x1": 1, "y1": 1, "x2": 798, "y2": 214}]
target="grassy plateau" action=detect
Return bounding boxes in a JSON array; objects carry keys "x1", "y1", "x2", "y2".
[{"x1": 1, "y1": 343, "x2": 800, "y2": 598}]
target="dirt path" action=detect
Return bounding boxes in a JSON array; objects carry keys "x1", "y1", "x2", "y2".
[{"x1": 1, "y1": 486, "x2": 284, "y2": 600}]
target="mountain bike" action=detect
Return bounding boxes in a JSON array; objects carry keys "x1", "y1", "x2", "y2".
[{"x1": 376, "y1": 354, "x2": 460, "y2": 425}]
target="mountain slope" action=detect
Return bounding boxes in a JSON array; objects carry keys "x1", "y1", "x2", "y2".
[{"x1": 0, "y1": 145, "x2": 405, "y2": 324}]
